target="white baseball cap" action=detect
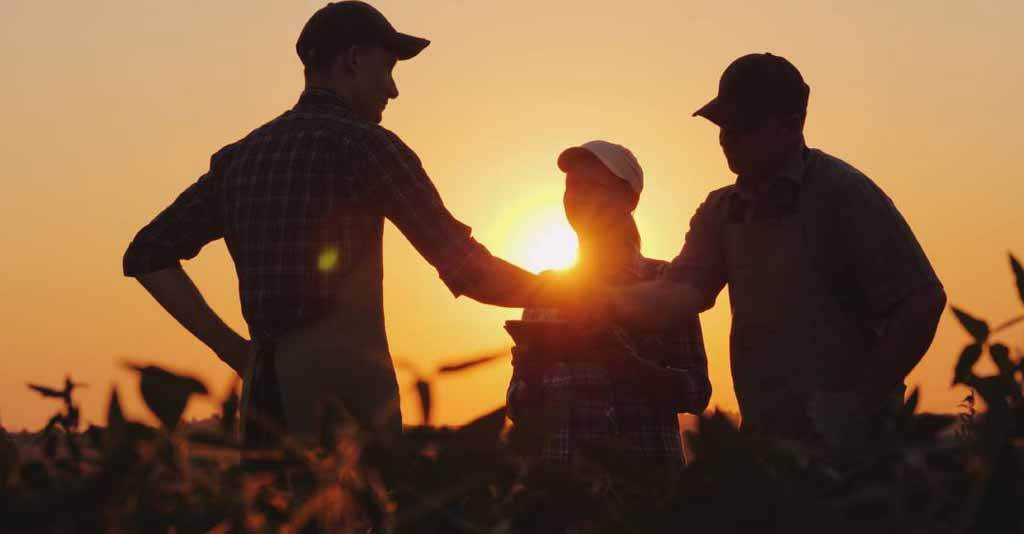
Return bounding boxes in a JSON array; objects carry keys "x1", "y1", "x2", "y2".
[{"x1": 557, "y1": 140, "x2": 644, "y2": 196}]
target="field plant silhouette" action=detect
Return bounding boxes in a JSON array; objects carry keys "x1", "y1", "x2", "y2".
[{"x1": 1, "y1": 254, "x2": 1023, "y2": 533}]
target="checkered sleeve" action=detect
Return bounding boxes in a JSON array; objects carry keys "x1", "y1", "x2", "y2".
[
  {"x1": 122, "y1": 150, "x2": 227, "y2": 276},
  {"x1": 357, "y1": 128, "x2": 493, "y2": 297}
]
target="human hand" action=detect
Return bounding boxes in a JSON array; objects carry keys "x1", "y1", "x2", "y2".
[
  {"x1": 559, "y1": 285, "x2": 619, "y2": 331},
  {"x1": 212, "y1": 333, "x2": 253, "y2": 377}
]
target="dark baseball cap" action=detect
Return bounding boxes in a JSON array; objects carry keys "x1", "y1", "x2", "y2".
[
  {"x1": 693, "y1": 53, "x2": 809, "y2": 130},
  {"x1": 296, "y1": 1, "x2": 430, "y2": 68}
]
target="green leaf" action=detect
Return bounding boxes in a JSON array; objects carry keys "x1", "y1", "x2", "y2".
[
  {"x1": 126, "y1": 364, "x2": 208, "y2": 431},
  {"x1": 415, "y1": 379, "x2": 432, "y2": 425},
  {"x1": 1011, "y1": 254, "x2": 1024, "y2": 306},
  {"x1": 954, "y1": 343, "x2": 983, "y2": 384},
  {"x1": 951, "y1": 307, "x2": 989, "y2": 342},
  {"x1": 990, "y1": 343, "x2": 1015, "y2": 376}
]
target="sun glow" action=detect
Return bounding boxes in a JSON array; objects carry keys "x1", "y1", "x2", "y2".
[{"x1": 506, "y1": 208, "x2": 579, "y2": 273}]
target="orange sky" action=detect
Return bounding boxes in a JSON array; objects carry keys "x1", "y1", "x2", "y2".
[{"x1": 2, "y1": 1, "x2": 1022, "y2": 431}]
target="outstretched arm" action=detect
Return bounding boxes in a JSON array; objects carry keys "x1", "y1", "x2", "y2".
[
  {"x1": 359, "y1": 129, "x2": 554, "y2": 308},
  {"x1": 605, "y1": 280, "x2": 715, "y2": 330}
]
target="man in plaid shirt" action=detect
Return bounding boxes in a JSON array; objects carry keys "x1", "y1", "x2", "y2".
[{"x1": 123, "y1": 2, "x2": 548, "y2": 442}]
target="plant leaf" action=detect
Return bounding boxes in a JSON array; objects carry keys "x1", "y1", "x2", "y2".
[
  {"x1": 954, "y1": 343, "x2": 983, "y2": 385},
  {"x1": 964, "y1": 375, "x2": 1014, "y2": 412},
  {"x1": 27, "y1": 384, "x2": 64, "y2": 399},
  {"x1": 220, "y1": 379, "x2": 239, "y2": 438},
  {"x1": 990, "y1": 343, "x2": 1015, "y2": 376},
  {"x1": 1011, "y1": 253, "x2": 1024, "y2": 306},
  {"x1": 436, "y1": 350, "x2": 506, "y2": 374},
  {"x1": 903, "y1": 387, "x2": 920, "y2": 416},
  {"x1": 0, "y1": 427, "x2": 19, "y2": 485},
  {"x1": 951, "y1": 307, "x2": 989, "y2": 343},
  {"x1": 452, "y1": 406, "x2": 506, "y2": 452},
  {"x1": 125, "y1": 364, "x2": 208, "y2": 431},
  {"x1": 107, "y1": 387, "x2": 125, "y2": 432},
  {"x1": 415, "y1": 379, "x2": 432, "y2": 425}
]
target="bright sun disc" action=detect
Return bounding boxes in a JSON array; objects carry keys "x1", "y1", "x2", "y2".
[{"x1": 509, "y1": 210, "x2": 578, "y2": 273}]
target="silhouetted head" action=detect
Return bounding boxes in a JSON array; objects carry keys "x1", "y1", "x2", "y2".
[
  {"x1": 296, "y1": 1, "x2": 429, "y2": 123},
  {"x1": 694, "y1": 53, "x2": 809, "y2": 178},
  {"x1": 558, "y1": 141, "x2": 642, "y2": 247}
]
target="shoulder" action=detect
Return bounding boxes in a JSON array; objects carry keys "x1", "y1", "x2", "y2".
[
  {"x1": 806, "y1": 147, "x2": 888, "y2": 201},
  {"x1": 693, "y1": 184, "x2": 736, "y2": 220},
  {"x1": 704, "y1": 184, "x2": 736, "y2": 206}
]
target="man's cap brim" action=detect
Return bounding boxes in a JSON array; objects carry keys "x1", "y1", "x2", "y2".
[
  {"x1": 693, "y1": 97, "x2": 735, "y2": 127},
  {"x1": 389, "y1": 32, "x2": 430, "y2": 60}
]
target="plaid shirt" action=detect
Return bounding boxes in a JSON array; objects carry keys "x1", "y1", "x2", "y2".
[
  {"x1": 123, "y1": 88, "x2": 493, "y2": 340},
  {"x1": 508, "y1": 256, "x2": 711, "y2": 465}
]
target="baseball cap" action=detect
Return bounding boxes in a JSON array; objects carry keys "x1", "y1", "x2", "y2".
[
  {"x1": 558, "y1": 140, "x2": 644, "y2": 196},
  {"x1": 296, "y1": 1, "x2": 430, "y2": 68},
  {"x1": 693, "y1": 53, "x2": 809, "y2": 130}
]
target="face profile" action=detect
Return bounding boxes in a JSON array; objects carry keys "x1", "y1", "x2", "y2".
[
  {"x1": 348, "y1": 45, "x2": 400, "y2": 124},
  {"x1": 562, "y1": 153, "x2": 637, "y2": 234}
]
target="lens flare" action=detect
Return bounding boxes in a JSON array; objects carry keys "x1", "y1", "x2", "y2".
[{"x1": 318, "y1": 247, "x2": 340, "y2": 272}]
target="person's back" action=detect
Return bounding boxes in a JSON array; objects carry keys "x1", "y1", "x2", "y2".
[
  {"x1": 215, "y1": 90, "x2": 404, "y2": 342},
  {"x1": 123, "y1": 2, "x2": 548, "y2": 446}
]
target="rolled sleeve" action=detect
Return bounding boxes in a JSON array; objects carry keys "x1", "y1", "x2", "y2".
[
  {"x1": 123, "y1": 153, "x2": 226, "y2": 277},
  {"x1": 661, "y1": 188, "x2": 730, "y2": 309},
  {"x1": 358, "y1": 128, "x2": 493, "y2": 297},
  {"x1": 833, "y1": 170, "x2": 940, "y2": 316}
]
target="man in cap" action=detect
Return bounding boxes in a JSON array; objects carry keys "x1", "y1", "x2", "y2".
[
  {"x1": 594, "y1": 53, "x2": 946, "y2": 452},
  {"x1": 123, "y1": 1, "x2": 551, "y2": 445}
]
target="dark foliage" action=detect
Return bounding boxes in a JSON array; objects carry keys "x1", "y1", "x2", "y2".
[{"x1": 1, "y1": 254, "x2": 1023, "y2": 533}]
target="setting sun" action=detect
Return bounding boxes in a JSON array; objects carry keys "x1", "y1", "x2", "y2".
[{"x1": 506, "y1": 207, "x2": 579, "y2": 273}]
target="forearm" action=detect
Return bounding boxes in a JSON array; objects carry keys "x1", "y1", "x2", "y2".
[
  {"x1": 611, "y1": 280, "x2": 712, "y2": 331},
  {"x1": 461, "y1": 258, "x2": 548, "y2": 308},
  {"x1": 134, "y1": 266, "x2": 248, "y2": 369},
  {"x1": 860, "y1": 284, "x2": 947, "y2": 393}
]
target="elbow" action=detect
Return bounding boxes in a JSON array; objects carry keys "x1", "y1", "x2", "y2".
[
  {"x1": 691, "y1": 376, "x2": 712, "y2": 415},
  {"x1": 670, "y1": 373, "x2": 712, "y2": 416},
  {"x1": 925, "y1": 283, "x2": 947, "y2": 331},
  {"x1": 929, "y1": 286, "x2": 947, "y2": 342},
  {"x1": 122, "y1": 241, "x2": 145, "y2": 278},
  {"x1": 122, "y1": 239, "x2": 179, "y2": 279}
]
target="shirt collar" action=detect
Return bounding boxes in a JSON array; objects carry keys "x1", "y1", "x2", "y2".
[
  {"x1": 732, "y1": 145, "x2": 808, "y2": 198},
  {"x1": 294, "y1": 87, "x2": 353, "y2": 117}
]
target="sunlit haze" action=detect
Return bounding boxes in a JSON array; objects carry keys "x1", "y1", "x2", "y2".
[{"x1": 1, "y1": 1, "x2": 1022, "y2": 431}]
